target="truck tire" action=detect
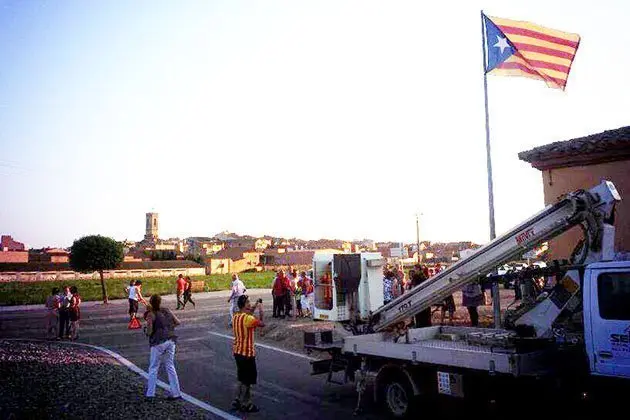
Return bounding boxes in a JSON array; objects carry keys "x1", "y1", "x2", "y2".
[{"x1": 379, "y1": 373, "x2": 416, "y2": 418}]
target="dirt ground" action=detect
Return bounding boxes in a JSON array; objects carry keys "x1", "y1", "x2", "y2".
[{"x1": 208, "y1": 289, "x2": 517, "y2": 355}]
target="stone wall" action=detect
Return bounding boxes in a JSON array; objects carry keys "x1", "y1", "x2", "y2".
[{"x1": 0, "y1": 266, "x2": 206, "y2": 282}]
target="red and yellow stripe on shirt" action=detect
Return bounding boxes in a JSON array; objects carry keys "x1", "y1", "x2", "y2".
[
  {"x1": 489, "y1": 16, "x2": 580, "y2": 90},
  {"x1": 232, "y1": 312, "x2": 262, "y2": 357}
]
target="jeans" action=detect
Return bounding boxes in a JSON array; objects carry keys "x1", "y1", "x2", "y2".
[
  {"x1": 229, "y1": 300, "x2": 239, "y2": 326},
  {"x1": 59, "y1": 309, "x2": 70, "y2": 338},
  {"x1": 146, "y1": 339, "x2": 181, "y2": 398},
  {"x1": 467, "y1": 306, "x2": 479, "y2": 327}
]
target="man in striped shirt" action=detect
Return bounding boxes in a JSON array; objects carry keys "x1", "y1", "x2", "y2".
[{"x1": 232, "y1": 294, "x2": 265, "y2": 413}]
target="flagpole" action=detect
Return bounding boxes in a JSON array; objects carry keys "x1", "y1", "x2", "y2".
[{"x1": 481, "y1": 10, "x2": 501, "y2": 329}]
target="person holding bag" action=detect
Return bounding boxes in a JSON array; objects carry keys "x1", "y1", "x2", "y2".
[{"x1": 144, "y1": 294, "x2": 183, "y2": 400}]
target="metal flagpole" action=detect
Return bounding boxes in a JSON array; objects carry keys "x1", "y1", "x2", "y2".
[{"x1": 481, "y1": 10, "x2": 501, "y2": 329}]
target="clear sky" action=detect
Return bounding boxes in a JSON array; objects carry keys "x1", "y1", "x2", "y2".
[{"x1": 1, "y1": 0, "x2": 629, "y2": 249}]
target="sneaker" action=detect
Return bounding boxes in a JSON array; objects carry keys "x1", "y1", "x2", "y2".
[{"x1": 166, "y1": 395, "x2": 183, "y2": 401}]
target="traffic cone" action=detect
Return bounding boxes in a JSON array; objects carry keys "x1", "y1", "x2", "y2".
[{"x1": 128, "y1": 317, "x2": 142, "y2": 329}]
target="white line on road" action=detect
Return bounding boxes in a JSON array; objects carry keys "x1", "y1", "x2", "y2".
[
  {"x1": 2, "y1": 338, "x2": 241, "y2": 420},
  {"x1": 207, "y1": 331, "x2": 318, "y2": 361}
]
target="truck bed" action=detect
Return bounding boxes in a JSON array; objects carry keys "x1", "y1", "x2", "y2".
[{"x1": 342, "y1": 326, "x2": 552, "y2": 376}]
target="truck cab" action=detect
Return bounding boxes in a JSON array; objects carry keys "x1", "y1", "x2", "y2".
[{"x1": 584, "y1": 260, "x2": 630, "y2": 379}]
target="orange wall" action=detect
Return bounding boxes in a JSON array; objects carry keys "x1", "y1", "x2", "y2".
[
  {"x1": 540, "y1": 160, "x2": 630, "y2": 260},
  {"x1": 0, "y1": 251, "x2": 29, "y2": 263}
]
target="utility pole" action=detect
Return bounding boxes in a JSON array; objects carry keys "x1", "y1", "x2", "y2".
[{"x1": 416, "y1": 213, "x2": 422, "y2": 264}]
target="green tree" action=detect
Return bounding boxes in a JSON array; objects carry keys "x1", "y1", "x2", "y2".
[{"x1": 69, "y1": 235, "x2": 123, "y2": 303}]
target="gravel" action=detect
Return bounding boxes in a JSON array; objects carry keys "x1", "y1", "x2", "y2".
[{"x1": 0, "y1": 340, "x2": 212, "y2": 420}]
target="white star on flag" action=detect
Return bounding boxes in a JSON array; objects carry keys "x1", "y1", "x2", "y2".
[{"x1": 494, "y1": 35, "x2": 510, "y2": 54}]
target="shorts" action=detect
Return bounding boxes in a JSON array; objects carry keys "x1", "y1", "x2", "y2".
[
  {"x1": 234, "y1": 354, "x2": 257, "y2": 386},
  {"x1": 129, "y1": 299, "x2": 139, "y2": 315}
]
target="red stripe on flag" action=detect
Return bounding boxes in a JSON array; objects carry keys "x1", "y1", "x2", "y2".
[
  {"x1": 511, "y1": 43, "x2": 575, "y2": 60},
  {"x1": 496, "y1": 62, "x2": 567, "y2": 88},
  {"x1": 497, "y1": 25, "x2": 579, "y2": 48},
  {"x1": 522, "y1": 59, "x2": 570, "y2": 74}
]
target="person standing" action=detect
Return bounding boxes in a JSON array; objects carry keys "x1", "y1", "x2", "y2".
[
  {"x1": 301, "y1": 272, "x2": 314, "y2": 317},
  {"x1": 271, "y1": 271, "x2": 286, "y2": 318},
  {"x1": 69, "y1": 286, "x2": 82, "y2": 340},
  {"x1": 45, "y1": 287, "x2": 60, "y2": 339},
  {"x1": 176, "y1": 274, "x2": 186, "y2": 310},
  {"x1": 145, "y1": 294, "x2": 183, "y2": 400},
  {"x1": 227, "y1": 274, "x2": 246, "y2": 327},
  {"x1": 462, "y1": 282, "x2": 484, "y2": 327},
  {"x1": 383, "y1": 271, "x2": 395, "y2": 305},
  {"x1": 128, "y1": 280, "x2": 147, "y2": 321},
  {"x1": 58, "y1": 286, "x2": 72, "y2": 339},
  {"x1": 232, "y1": 295, "x2": 264, "y2": 413},
  {"x1": 182, "y1": 276, "x2": 196, "y2": 309},
  {"x1": 411, "y1": 266, "x2": 432, "y2": 327}
]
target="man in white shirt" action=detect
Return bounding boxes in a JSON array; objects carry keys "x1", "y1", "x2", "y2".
[{"x1": 227, "y1": 274, "x2": 246, "y2": 327}]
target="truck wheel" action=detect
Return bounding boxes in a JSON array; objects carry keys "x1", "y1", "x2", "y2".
[{"x1": 380, "y1": 374, "x2": 416, "y2": 418}]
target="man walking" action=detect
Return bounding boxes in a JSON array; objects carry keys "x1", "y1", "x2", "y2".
[
  {"x1": 176, "y1": 274, "x2": 186, "y2": 310},
  {"x1": 232, "y1": 295, "x2": 264, "y2": 413},
  {"x1": 227, "y1": 274, "x2": 246, "y2": 327}
]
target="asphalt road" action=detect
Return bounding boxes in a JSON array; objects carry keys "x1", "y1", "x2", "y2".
[{"x1": 0, "y1": 290, "x2": 380, "y2": 420}]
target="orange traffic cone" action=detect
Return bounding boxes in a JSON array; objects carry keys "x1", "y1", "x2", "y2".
[{"x1": 128, "y1": 317, "x2": 142, "y2": 329}]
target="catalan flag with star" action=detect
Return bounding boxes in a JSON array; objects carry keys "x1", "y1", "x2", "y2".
[{"x1": 483, "y1": 14, "x2": 580, "y2": 90}]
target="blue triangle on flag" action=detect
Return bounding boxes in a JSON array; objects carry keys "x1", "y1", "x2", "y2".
[{"x1": 484, "y1": 15, "x2": 516, "y2": 72}]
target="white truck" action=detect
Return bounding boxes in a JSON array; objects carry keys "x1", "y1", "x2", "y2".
[{"x1": 307, "y1": 180, "x2": 630, "y2": 417}]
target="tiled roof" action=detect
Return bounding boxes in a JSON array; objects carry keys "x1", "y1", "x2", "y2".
[
  {"x1": 210, "y1": 247, "x2": 255, "y2": 261},
  {"x1": 519, "y1": 126, "x2": 630, "y2": 170}
]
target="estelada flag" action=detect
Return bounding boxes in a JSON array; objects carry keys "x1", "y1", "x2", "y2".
[
  {"x1": 128, "y1": 317, "x2": 142, "y2": 329},
  {"x1": 483, "y1": 13, "x2": 580, "y2": 90}
]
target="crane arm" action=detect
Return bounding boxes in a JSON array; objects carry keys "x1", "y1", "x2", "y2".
[{"x1": 370, "y1": 181, "x2": 621, "y2": 332}]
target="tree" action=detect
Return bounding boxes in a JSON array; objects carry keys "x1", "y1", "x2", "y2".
[{"x1": 69, "y1": 235, "x2": 123, "y2": 304}]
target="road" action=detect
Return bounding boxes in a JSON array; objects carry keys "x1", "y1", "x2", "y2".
[{"x1": 0, "y1": 290, "x2": 379, "y2": 420}]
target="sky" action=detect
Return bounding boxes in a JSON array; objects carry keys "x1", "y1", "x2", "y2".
[{"x1": 1, "y1": 0, "x2": 629, "y2": 249}]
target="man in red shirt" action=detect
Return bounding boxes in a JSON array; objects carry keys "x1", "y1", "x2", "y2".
[
  {"x1": 271, "y1": 270, "x2": 287, "y2": 318},
  {"x1": 232, "y1": 294, "x2": 264, "y2": 413},
  {"x1": 176, "y1": 274, "x2": 186, "y2": 310}
]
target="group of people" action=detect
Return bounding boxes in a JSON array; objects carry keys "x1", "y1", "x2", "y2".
[
  {"x1": 385, "y1": 263, "x2": 486, "y2": 328},
  {"x1": 138, "y1": 275, "x2": 263, "y2": 413},
  {"x1": 271, "y1": 269, "x2": 314, "y2": 319},
  {"x1": 45, "y1": 285, "x2": 82, "y2": 340},
  {"x1": 176, "y1": 274, "x2": 196, "y2": 310}
]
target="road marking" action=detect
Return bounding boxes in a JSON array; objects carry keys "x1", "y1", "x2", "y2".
[
  {"x1": 207, "y1": 330, "x2": 318, "y2": 361},
  {"x1": 1, "y1": 338, "x2": 240, "y2": 420}
]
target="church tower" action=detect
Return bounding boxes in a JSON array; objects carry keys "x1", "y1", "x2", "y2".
[{"x1": 145, "y1": 212, "x2": 159, "y2": 241}]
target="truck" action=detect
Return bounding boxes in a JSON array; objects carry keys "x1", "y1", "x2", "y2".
[{"x1": 306, "y1": 180, "x2": 630, "y2": 417}]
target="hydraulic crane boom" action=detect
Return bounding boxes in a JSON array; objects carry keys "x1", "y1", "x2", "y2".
[{"x1": 370, "y1": 180, "x2": 621, "y2": 332}]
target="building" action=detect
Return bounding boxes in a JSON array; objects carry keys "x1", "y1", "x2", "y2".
[
  {"x1": 519, "y1": 125, "x2": 630, "y2": 260},
  {"x1": 1, "y1": 235, "x2": 25, "y2": 251},
  {"x1": 29, "y1": 248, "x2": 70, "y2": 263},
  {"x1": 145, "y1": 213, "x2": 159, "y2": 242},
  {"x1": 255, "y1": 238, "x2": 272, "y2": 251},
  {"x1": 207, "y1": 247, "x2": 261, "y2": 274},
  {"x1": 0, "y1": 235, "x2": 28, "y2": 263}
]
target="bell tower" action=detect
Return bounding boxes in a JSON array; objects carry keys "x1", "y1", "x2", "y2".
[{"x1": 145, "y1": 212, "x2": 159, "y2": 241}]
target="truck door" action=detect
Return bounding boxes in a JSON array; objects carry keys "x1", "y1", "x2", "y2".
[{"x1": 588, "y1": 266, "x2": 630, "y2": 378}]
